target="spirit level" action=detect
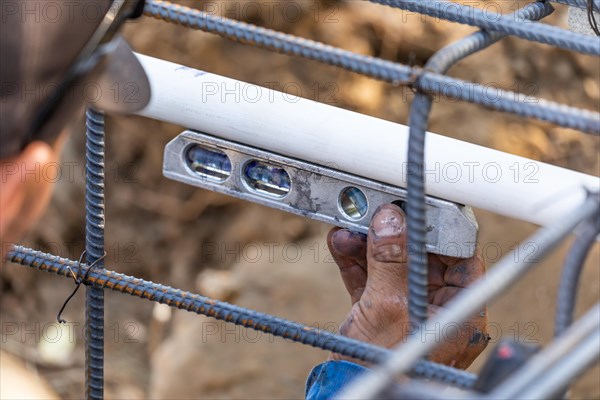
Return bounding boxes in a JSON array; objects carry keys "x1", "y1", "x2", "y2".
[{"x1": 163, "y1": 130, "x2": 479, "y2": 258}]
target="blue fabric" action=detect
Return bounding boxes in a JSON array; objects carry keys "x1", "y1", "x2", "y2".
[{"x1": 305, "y1": 360, "x2": 368, "y2": 400}]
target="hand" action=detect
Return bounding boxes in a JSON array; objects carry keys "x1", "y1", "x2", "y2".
[{"x1": 327, "y1": 204, "x2": 488, "y2": 369}]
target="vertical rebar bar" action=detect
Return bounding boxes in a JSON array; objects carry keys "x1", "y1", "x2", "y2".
[
  {"x1": 553, "y1": 210, "x2": 600, "y2": 398},
  {"x1": 406, "y1": 93, "x2": 433, "y2": 328},
  {"x1": 85, "y1": 108, "x2": 105, "y2": 399},
  {"x1": 555, "y1": 214, "x2": 600, "y2": 337},
  {"x1": 405, "y1": 0, "x2": 553, "y2": 329}
]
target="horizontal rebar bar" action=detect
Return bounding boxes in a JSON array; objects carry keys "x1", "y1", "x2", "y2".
[
  {"x1": 369, "y1": 0, "x2": 600, "y2": 56},
  {"x1": 7, "y1": 245, "x2": 477, "y2": 389},
  {"x1": 143, "y1": 0, "x2": 600, "y2": 134},
  {"x1": 550, "y1": 0, "x2": 600, "y2": 12}
]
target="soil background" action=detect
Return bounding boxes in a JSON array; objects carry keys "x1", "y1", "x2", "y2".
[{"x1": 1, "y1": 1, "x2": 599, "y2": 399}]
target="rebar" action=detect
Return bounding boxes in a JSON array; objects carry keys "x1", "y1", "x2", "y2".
[
  {"x1": 143, "y1": 0, "x2": 600, "y2": 134},
  {"x1": 551, "y1": 0, "x2": 600, "y2": 11},
  {"x1": 368, "y1": 0, "x2": 600, "y2": 56},
  {"x1": 405, "y1": 1, "x2": 554, "y2": 327},
  {"x1": 517, "y1": 330, "x2": 600, "y2": 399},
  {"x1": 555, "y1": 213, "x2": 600, "y2": 337},
  {"x1": 7, "y1": 245, "x2": 477, "y2": 389},
  {"x1": 553, "y1": 211, "x2": 600, "y2": 398},
  {"x1": 488, "y1": 303, "x2": 600, "y2": 399},
  {"x1": 405, "y1": 92, "x2": 432, "y2": 327},
  {"x1": 84, "y1": 108, "x2": 105, "y2": 400}
]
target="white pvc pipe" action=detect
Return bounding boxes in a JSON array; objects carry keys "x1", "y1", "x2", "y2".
[{"x1": 135, "y1": 54, "x2": 599, "y2": 227}]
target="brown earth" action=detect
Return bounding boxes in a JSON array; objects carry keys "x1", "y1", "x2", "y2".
[{"x1": 1, "y1": 1, "x2": 599, "y2": 399}]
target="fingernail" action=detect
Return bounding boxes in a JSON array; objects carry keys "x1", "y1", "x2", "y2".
[
  {"x1": 331, "y1": 229, "x2": 366, "y2": 255},
  {"x1": 371, "y1": 207, "x2": 405, "y2": 237}
]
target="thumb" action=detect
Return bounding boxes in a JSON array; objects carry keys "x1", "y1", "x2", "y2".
[{"x1": 366, "y1": 204, "x2": 409, "y2": 297}]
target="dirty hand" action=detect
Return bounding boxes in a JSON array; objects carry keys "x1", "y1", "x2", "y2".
[{"x1": 327, "y1": 204, "x2": 488, "y2": 369}]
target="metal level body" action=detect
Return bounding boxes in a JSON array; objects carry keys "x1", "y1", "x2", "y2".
[
  {"x1": 164, "y1": 130, "x2": 478, "y2": 257},
  {"x1": 135, "y1": 54, "x2": 600, "y2": 227}
]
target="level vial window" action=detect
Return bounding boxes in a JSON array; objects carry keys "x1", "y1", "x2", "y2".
[
  {"x1": 243, "y1": 160, "x2": 291, "y2": 198},
  {"x1": 339, "y1": 186, "x2": 368, "y2": 220},
  {"x1": 186, "y1": 144, "x2": 232, "y2": 182}
]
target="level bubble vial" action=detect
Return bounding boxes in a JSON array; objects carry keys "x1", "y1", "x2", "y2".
[
  {"x1": 186, "y1": 144, "x2": 232, "y2": 182},
  {"x1": 243, "y1": 160, "x2": 291, "y2": 198},
  {"x1": 339, "y1": 186, "x2": 368, "y2": 220}
]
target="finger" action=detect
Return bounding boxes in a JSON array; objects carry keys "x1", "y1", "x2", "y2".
[
  {"x1": 427, "y1": 253, "x2": 447, "y2": 293},
  {"x1": 428, "y1": 286, "x2": 461, "y2": 306},
  {"x1": 427, "y1": 248, "x2": 489, "y2": 369},
  {"x1": 365, "y1": 204, "x2": 409, "y2": 296},
  {"x1": 328, "y1": 227, "x2": 368, "y2": 270},
  {"x1": 439, "y1": 249, "x2": 486, "y2": 289},
  {"x1": 327, "y1": 228, "x2": 368, "y2": 305},
  {"x1": 428, "y1": 303, "x2": 489, "y2": 369},
  {"x1": 456, "y1": 306, "x2": 489, "y2": 369},
  {"x1": 438, "y1": 250, "x2": 488, "y2": 368}
]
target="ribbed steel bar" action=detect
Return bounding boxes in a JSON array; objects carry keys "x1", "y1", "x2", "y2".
[
  {"x1": 335, "y1": 193, "x2": 600, "y2": 399},
  {"x1": 488, "y1": 303, "x2": 600, "y2": 399},
  {"x1": 555, "y1": 214, "x2": 600, "y2": 337},
  {"x1": 517, "y1": 330, "x2": 600, "y2": 399},
  {"x1": 551, "y1": 0, "x2": 600, "y2": 11},
  {"x1": 369, "y1": 0, "x2": 600, "y2": 56},
  {"x1": 143, "y1": 0, "x2": 600, "y2": 134},
  {"x1": 405, "y1": 93, "x2": 432, "y2": 327},
  {"x1": 84, "y1": 108, "x2": 105, "y2": 400},
  {"x1": 7, "y1": 245, "x2": 477, "y2": 389},
  {"x1": 553, "y1": 213, "x2": 599, "y2": 400},
  {"x1": 417, "y1": 73, "x2": 599, "y2": 133},
  {"x1": 424, "y1": 3, "x2": 555, "y2": 74},
  {"x1": 405, "y1": 1, "x2": 553, "y2": 327}
]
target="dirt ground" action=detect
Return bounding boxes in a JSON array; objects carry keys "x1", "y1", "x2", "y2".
[{"x1": 1, "y1": 1, "x2": 599, "y2": 399}]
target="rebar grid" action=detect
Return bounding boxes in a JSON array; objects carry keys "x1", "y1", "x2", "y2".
[{"x1": 6, "y1": 1, "x2": 600, "y2": 399}]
